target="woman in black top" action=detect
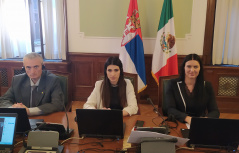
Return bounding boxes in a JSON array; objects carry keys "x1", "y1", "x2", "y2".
[{"x1": 165, "y1": 54, "x2": 220, "y2": 124}]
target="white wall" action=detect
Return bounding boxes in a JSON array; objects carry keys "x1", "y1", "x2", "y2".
[{"x1": 67, "y1": 0, "x2": 207, "y2": 55}]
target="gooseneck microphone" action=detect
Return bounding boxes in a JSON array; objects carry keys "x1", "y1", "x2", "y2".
[
  {"x1": 38, "y1": 93, "x2": 73, "y2": 139},
  {"x1": 60, "y1": 92, "x2": 72, "y2": 139},
  {"x1": 147, "y1": 97, "x2": 170, "y2": 134}
]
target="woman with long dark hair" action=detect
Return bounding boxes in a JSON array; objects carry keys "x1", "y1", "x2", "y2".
[
  {"x1": 165, "y1": 54, "x2": 220, "y2": 124},
  {"x1": 83, "y1": 56, "x2": 138, "y2": 116}
]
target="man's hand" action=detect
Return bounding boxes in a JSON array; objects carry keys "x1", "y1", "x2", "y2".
[{"x1": 12, "y1": 103, "x2": 30, "y2": 115}]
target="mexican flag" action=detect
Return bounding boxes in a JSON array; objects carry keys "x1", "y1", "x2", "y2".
[{"x1": 151, "y1": 0, "x2": 178, "y2": 85}]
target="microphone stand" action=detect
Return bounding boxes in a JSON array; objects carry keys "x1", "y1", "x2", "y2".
[
  {"x1": 147, "y1": 98, "x2": 170, "y2": 134},
  {"x1": 60, "y1": 92, "x2": 72, "y2": 138}
]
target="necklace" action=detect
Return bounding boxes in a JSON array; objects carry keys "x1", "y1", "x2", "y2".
[{"x1": 111, "y1": 84, "x2": 118, "y2": 87}]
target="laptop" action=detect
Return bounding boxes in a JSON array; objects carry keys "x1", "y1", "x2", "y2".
[
  {"x1": 0, "y1": 113, "x2": 18, "y2": 153},
  {"x1": 76, "y1": 109, "x2": 124, "y2": 139},
  {"x1": 0, "y1": 108, "x2": 43, "y2": 133},
  {"x1": 187, "y1": 117, "x2": 239, "y2": 150}
]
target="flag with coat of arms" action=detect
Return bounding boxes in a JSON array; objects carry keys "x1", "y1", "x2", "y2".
[
  {"x1": 119, "y1": 0, "x2": 147, "y2": 93},
  {"x1": 151, "y1": 0, "x2": 178, "y2": 85}
]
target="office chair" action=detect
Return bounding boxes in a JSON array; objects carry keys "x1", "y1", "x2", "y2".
[
  {"x1": 51, "y1": 71, "x2": 73, "y2": 112},
  {"x1": 158, "y1": 75, "x2": 178, "y2": 116}
]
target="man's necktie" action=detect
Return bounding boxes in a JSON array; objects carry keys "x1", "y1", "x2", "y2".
[{"x1": 31, "y1": 86, "x2": 38, "y2": 107}]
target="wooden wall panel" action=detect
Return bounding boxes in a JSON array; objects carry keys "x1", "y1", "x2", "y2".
[
  {"x1": 74, "y1": 61, "x2": 94, "y2": 87},
  {"x1": 204, "y1": 66, "x2": 239, "y2": 113},
  {"x1": 69, "y1": 53, "x2": 118, "y2": 101}
]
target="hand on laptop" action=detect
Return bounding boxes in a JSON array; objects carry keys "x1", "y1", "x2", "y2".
[
  {"x1": 12, "y1": 103, "x2": 30, "y2": 115},
  {"x1": 184, "y1": 116, "x2": 192, "y2": 124},
  {"x1": 102, "y1": 107, "x2": 129, "y2": 116},
  {"x1": 102, "y1": 107, "x2": 111, "y2": 110},
  {"x1": 123, "y1": 110, "x2": 129, "y2": 116}
]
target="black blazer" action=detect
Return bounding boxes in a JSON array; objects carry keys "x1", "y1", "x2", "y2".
[{"x1": 165, "y1": 78, "x2": 220, "y2": 122}]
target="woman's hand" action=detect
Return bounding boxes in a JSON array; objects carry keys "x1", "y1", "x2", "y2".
[
  {"x1": 185, "y1": 116, "x2": 192, "y2": 124},
  {"x1": 123, "y1": 110, "x2": 129, "y2": 116},
  {"x1": 102, "y1": 107, "x2": 111, "y2": 110},
  {"x1": 101, "y1": 108, "x2": 129, "y2": 116}
]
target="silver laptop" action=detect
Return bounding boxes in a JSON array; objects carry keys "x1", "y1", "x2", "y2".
[{"x1": 0, "y1": 113, "x2": 18, "y2": 153}]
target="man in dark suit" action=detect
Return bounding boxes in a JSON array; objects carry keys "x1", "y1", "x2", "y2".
[{"x1": 0, "y1": 53, "x2": 64, "y2": 116}]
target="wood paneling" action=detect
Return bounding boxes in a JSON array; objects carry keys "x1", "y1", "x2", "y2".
[
  {"x1": 204, "y1": 66, "x2": 239, "y2": 113},
  {"x1": 69, "y1": 53, "x2": 118, "y2": 101}
]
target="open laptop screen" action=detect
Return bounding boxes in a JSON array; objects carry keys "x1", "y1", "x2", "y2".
[
  {"x1": 76, "y1": 109, "x2": 124, "y2": 139},
  {"x1": 189, "y1": 117, "x2": 239, "y2": 150},
  {"x1": 0, "y1": 113, "x2": 17, "y2": 151},
  {"x1": 0, "y1": 108, "x2": 31, "y2": 133}
]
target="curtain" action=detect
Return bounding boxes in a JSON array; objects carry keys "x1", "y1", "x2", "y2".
[
  {"x1": 212, "y1": 0, "x2": 239, "y2": 65},
  {"x1": 42, "y1": 0, "x2": 66, "y2": 60},
  {"x1": 0, "y1": 0, "x2": 31, "y2": 59}
]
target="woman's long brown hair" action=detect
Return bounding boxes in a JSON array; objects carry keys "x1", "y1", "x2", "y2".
[{"x1": 101, "y1": 56, "x2": 127, "y2": 108}]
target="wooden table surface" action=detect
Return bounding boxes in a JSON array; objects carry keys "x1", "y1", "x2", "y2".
[{"x1": 13, "y1": 103, "x2": 239, "y2": 153}]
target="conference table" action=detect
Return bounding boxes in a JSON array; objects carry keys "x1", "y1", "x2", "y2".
[{"x1": 13, "y1": 104, "x2": 238, "y2": 153}]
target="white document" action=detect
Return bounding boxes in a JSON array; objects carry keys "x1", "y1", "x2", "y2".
[
  {"x1": 127, "y1": 128, "x2": 189, "y2": 146},
  {"x1": 186, "y1": 123, "x2": 190, "y2": 129}
]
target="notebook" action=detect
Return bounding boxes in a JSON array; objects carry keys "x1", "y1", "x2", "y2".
[
  {"x1": 76, "y1": 109, "x2": 124, "y2": 139},
  {"x1": 188, "y1": 117, "x2": 239, "y2": 150},
  {"x1": 0, "y1": 113, "x2": 18, "y2": 153},
  {"x1": 0, "y1": 108, "x2": 43, "y2": 133}
]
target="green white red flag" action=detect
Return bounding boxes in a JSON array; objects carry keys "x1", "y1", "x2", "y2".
[{"x1": 151, "y1": 0, "x2": 178, "y2": 85}]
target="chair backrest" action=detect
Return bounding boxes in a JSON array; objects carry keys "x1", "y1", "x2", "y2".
[
  {"x1": 50, "y1": 71, "x2": 72, "y2": 112},
  {"x1": 158, "y1": 75, "x2": 178, "y2": 116}
]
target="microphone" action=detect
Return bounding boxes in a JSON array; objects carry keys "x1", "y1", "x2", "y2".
[
  {"x1": 60, "y1": 93, "x2": 69, "y2": 133},
  {"x1": 59, "y1": 92, "x2": 73, "y2": 139},
  {"x1": 147, "y1": 97, "x2": 170, "y2": 134},
  {"x1": 31, "y1": 93, "x2": 73, "y2": 140}
]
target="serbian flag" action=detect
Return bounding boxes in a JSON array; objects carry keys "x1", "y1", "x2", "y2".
[
  {"x1": 119, "y1": 0, "x2": 147, "y2": 93},
  {"x1": 151, "y1": 0, "x2": 178, "y2": 85}
]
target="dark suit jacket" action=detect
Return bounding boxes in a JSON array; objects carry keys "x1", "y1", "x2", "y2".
[
  {"x1": 0, "y1": 71, "x2": 64, "y2": 115},
  {"x1": 165, "y1": 78, "x2": 220, "y2": 122}
]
